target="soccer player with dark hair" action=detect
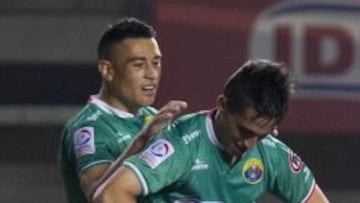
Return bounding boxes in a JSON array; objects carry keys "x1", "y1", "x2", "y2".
[
  {"x1": 58, "y1": 17, "x2": 187, "y2": 203},
  {"x1": 93, "y1": 59, "x2": 329, "y2": 203}
]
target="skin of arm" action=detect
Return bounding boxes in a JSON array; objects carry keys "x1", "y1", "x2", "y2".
[
  {"x1": 93, "y1": 166, "x2": 141, "y2": 203},
  {"x1": 79, "y1": 100, "x2": 187, "y2": 201},
  {"x1": 306, "y1": 185, "x2": 330, "y2": 203}
]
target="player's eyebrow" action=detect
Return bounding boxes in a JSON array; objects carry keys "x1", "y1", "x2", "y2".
[
  {"x1": 237, "y1": 124, "x2": 260, "y2": 138},
  {"x1": 127, "y1": 55, "x2": 162, "y2": 62}
]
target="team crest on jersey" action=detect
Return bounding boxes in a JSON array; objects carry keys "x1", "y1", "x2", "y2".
[
  {"x1": 139, "y1": 139, "x2": 174, "y2": 169},
  {"x1": 288, "y1": 149, "x2": 303, "y2": 174},
  {"x1": 73, "y1": 127, "x2": 95, "y2": 158},
  {"x1": 242, "y1": 158, "x2": 264, "y2": 184}
]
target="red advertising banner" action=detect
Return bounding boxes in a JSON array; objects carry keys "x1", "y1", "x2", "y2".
[{"x1": 153, "y1": 0, "x2": 360, "y2": 135}]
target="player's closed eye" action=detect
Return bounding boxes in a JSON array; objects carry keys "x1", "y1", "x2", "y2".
[
  {"x1": 152, "y1": 60, "x2": 161, "y2": 67},
  {"x1": 132, "y1": 60, "x2": 146, "y2": 68}
]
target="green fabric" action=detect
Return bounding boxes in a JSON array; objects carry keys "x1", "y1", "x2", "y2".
[
  {"x1": 59, "y1": 100, "x2": 156, "y2": 203},
  {"x1": 125, "y1": 110, "x2": 315, "y2": 203}
]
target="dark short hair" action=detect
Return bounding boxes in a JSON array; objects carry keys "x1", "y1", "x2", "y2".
[
  {"x1": 224, "y1": 59, "x2": 293, "y2": 122},
  {"x1": 97, "y1": 17, "x2": 156, "y2": 60}
]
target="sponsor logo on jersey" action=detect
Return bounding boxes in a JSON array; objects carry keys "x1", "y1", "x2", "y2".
[
  {"x1": 87, "y1": 110, "x2": 102, "y2": 121},
  {"x1": 288, "y1": 149, "x2": 303, "y2": 174},
  {"x1": 191, "y1": 158, "x2": 209, "y2": 171},
  {"x1": 182, "y1": 130, "x2": 200, "y2": 144},
  {"x1": 143, "y1": 115, "x2": 153, "y2": 124},
  {"x1": 303, "y1": 165, "x2": 311, "y2": 182},
  {"x1": 139, "y1": 139, "x2": 174, "y2": 169},
  {"x1": 242, "y1": 158, "x2": 264, "y2": 184},
  {"x1": 116, "y1": 132, "x2": 131, "y2": 144},
  {"x1": 73, "y1": 127, "x2": 95, "y2": 157}
]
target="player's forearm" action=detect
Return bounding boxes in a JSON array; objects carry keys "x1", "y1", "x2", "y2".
[
  {"x1": 306, "y1": 185, "x2": 330, "y2": 203},
  {"x1": 92, "y1": 167, "x2": 141, "y2": 203},
  {"x1": 93, "y1": 186, "x2": 138, "y2": 203},
  {"x1": 89, "y1": 136, "x2": 147, "y2": 199}
]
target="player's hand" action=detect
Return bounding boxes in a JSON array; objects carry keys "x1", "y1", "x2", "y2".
[
  {"x1": 146, "y1": 100, "x2": 188, "y2": 136},
  {"x1": 132, "y1": 100, "x2": 188, "y2": 150}
]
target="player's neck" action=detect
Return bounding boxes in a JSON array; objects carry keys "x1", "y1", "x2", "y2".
[
  {"x1": 212, "y1": 111, "x2": 231, "y2": 154},
  {"x1": 98, "y1": 89, "x2": 139, "y2": 115}
]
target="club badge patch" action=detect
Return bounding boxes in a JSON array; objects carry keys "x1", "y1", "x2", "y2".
[
  {"x1": 73, "y1": 127, "x2": 95, "y2": 158},
  {"x1": 242, "y1": 158, "x2": 264, "y2": 184},
  {"x1": 139, "y1": 139, "x2": 174, "y2": 169},
  {"x1": 288, "y1": 149, "x2": 303, "y2": 174}
]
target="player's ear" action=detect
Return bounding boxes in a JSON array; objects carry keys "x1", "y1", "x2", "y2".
[
  {"x1": 98, "y1": 60, "x2": 113, "y2": 81},
  {"x1": 216, "y1": 95, "x2": 228, "y2": 113}
]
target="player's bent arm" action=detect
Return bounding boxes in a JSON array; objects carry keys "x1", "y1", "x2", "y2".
[
  {"x1": 89, "y1": 100, "x2": 188, "y2": 198},
  {"x1": 306, "y1": 186, "x2": 329, "y2": 203},
  {"x1": 93, "y1": 166, "x2": 141, "y2": 203},
  {"x1": 306, "y1": 185, "x2": 330, "y2": 203},
  {"x1": 80, "y1": 163, "x2": 111, "y2": 200}
]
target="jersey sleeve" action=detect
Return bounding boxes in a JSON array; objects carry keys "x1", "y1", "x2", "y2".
[
  {"x1": 124, "y1": 126, "x2": 193, "y2": 196},
  {"x1": 70, "y1": 124, "x2": 118, "y2": 175},
  {"x1": 262, "y1": 137, "x2": 316, "y2": 203}
]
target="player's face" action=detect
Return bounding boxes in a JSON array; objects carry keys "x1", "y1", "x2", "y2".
[
  {"x1": 107, "y1": 38, "x2": 162, "y2": 111},
  {"x1": 219, "y1": 106, "x2": 277, "y2": 157}
]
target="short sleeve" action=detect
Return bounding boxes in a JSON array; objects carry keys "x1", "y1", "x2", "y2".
[
  {"x1": 124, "y1": 128, "x2": 193, "y2": 195},
  {"x1": 263, "y1": 137, "x2": 316, "y2": 203},
  {"x1": 71, "y1": 125, "x2": 118, "y2": 175}
]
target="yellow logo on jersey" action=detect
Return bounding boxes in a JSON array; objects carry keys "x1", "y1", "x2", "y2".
[
  {"x1": 242, "y1": 158, "x2": 264, "y2": 184},
  {"x1": 144, "y1": 115, "x2": 153, "y2": 124}
]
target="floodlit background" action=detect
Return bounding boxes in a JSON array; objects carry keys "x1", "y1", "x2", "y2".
[{"x1": 0, "y1": 0, "x2": 359, "y2": 202}]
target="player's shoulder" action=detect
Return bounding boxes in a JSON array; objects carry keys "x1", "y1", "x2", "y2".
[
  {"x1": 172, "y1": 110, "x2": 207, "y2": 128},
  {"x1": 66, "y1": 103, "x2": 99, "y2": 123},
  {"x1": 258, "y1": 134, "x2": 289, "y2": 154},
  {"x1": 159, "y1": 111, "x2": 208, "y2": 146},
  {"x1": 63, "y1": 103, "x2": 112, "y2": 136},
  {"x1": 257, "y1": 135, "x2": 303, "y2": 169}
]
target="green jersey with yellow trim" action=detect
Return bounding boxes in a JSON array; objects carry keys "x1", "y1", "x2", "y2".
[
  {"x1": 125, "y1": 110, "x2": 316, "y2": 203},
  {"x1": 58, "y1": 96, "x2": 156, "y2": 203}
]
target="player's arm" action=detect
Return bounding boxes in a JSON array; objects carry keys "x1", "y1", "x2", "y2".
[
  {"x1": 306, "y1": 185, "x2": 329, "y2": 203},
  {"x1": 88, "y1": 100, "x2": 188, "y2": 199},
  {"x1": 93, "y1": 166, "x2": 141, "y2": 203},
  {"x1": 80, "y1": 164, "x2": 111, "y2": 200}
]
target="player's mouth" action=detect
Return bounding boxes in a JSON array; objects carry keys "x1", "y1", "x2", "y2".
[{"x1": 142, "y1": 84, "x2": 157, "y2": 96}]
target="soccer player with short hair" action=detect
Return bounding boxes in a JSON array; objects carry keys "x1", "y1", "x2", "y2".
[
  {"x1": 58, "y1": 17, "x2": 187, "y2": 203},
  {"x1": 93, "y1": 59, "x2": 330, "y2": 203}
]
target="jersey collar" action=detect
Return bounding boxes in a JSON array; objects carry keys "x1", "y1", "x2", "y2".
[
  {"x1": 89, "y1": 95, "x2": 135, "y2": 118},
  {"x1": 205, "y1": 109, "x2": 225, "y2": 150}
]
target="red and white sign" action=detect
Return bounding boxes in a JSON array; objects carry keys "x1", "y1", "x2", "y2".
[{"x1": 154, "y1": 0, "x2": 360, "y2": 134}]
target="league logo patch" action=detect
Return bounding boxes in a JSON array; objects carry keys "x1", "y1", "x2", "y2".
[
  {"x1": 288, "y1": 149, "x2": 303, "y2": 174},
  {"x1": 139, "y1": 139, "x2": 174, "y2": 169},
  {"x1": 242, "y1": 158, "x2": 264, "y2": 184},
  {"x1": 73, "y1": 127, "x2": 95, "y2": 158}
]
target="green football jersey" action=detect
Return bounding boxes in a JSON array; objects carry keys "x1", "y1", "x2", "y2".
[
  {"x1": 58, "y1": 96, "x2": 157, "y2": 203},
  {"x1": 125, "y1": 110, "x2": 316, "y2": 203}
]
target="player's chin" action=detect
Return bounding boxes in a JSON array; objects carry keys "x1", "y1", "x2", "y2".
[{"x1": 140, "y1": 96, "x2": 156, "y2": 106}]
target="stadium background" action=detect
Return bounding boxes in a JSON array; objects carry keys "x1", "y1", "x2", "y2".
[{"x1": 0, "y1": 0, "x2": 359, "y2": 202}]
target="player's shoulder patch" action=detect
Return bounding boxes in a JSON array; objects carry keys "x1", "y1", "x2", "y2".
[
  {"x1": 288, "y1": 149, "x2": 303, "y2": 174},
  {"x1": 139, "y1": 139, "x2": 174, "y2": 169},
  {"x1": 73, "y1": 126, "x2": 95, "y2": 158}
]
